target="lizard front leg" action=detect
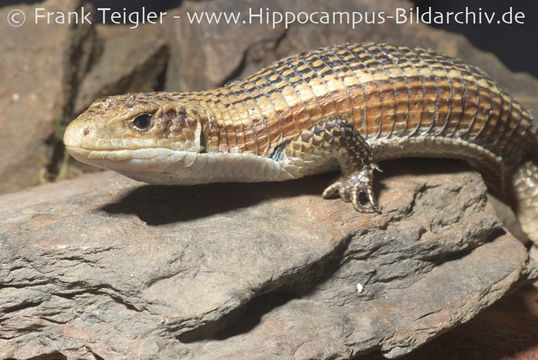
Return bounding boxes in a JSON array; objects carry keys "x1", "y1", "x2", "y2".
[{"x1": 276, "y1": 116, "x2": 382, "y2": 213}]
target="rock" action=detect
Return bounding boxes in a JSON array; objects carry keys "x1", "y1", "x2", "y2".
[
  {"x1": 0, "y1": 0, "x2": 95, "y2": 194},
  {"x1": 0, "y1": 160, "x2": 535, "y2": 359},
  {"x1": 73, "y1": 24, "x2": 169, "y2": 115},
  {"x1": 394, "y1": 285, "x2": 538, "y2": 360},
  {"x1": 165, "y1": 0, "x2": 538, "y2": 116},
  {"x1": 165, "y1": 0, "x2": 287, "y2": 91},
  {"x1": 0, "y1": 3, "x2": 168, "y2": 193},
  {"x1": 488, "y1": 195, "x2": 529, "y2": 244}
]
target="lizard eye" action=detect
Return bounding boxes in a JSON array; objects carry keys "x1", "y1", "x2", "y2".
[{"x1": 130, "y1": 114, "x2": 153, "y2": 131}]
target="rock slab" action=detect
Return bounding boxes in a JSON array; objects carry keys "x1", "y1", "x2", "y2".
[{"x1": 0, "y1": 160, "x2": 535, "y2": 359}]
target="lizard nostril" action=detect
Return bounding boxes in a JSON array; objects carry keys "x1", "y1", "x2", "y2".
[{"x1": 83, "y1": 128, "x2": 90, "y2": 136}]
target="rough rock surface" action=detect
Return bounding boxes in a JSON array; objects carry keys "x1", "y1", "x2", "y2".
[
  {"x1": 2, "y1": 0, "x2": 537, "y2": 358},
  {"x1": 1, "y1": 160, "x2": 535, "y2": 359},
  {"x1": 165, "y1": 0, "x2": 287, "y2": 91},
  {"x1": 0, "y1": 0, "x2": 94, "y2": 194},
  {"x1": 73, "y1": 24, "x2": 168, "y2": 115},
  {"x1": 165, "y1": 0, "x2": 538, "y2": 116},
  {"x1": 395, "y1": 285, "x2": 538, "y2": 360}
]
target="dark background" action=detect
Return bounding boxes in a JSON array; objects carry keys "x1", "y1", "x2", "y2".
[
  {"x1": 3, "y1": 0, "x2": 537, "y2": 77},
  {"x1": 411, "y1": 0, "x2": 537, "y2": 77}
]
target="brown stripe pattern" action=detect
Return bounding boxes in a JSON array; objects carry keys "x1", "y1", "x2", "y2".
[{"x1": 177, "y1": 42, "x2": 535, "y2": 166}]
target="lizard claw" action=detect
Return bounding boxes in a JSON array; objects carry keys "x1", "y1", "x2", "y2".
[{"x1": 322, "y1": 164, "x2": 381, "y2": 214}]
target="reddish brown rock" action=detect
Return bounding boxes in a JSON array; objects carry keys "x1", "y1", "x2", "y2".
[
  {"x1": 165, "y1": 0, "x2": 286, "y2": 91},
  {"x1": 73, "y1": 24, "x2": 168, "y2": 115},
  {"x1": 0, "y1": 0, "x2": 95, "y2": 194},
  {"x1": 0, "y1": 160, "x2": 535, "y2": 359},
  {"x1": 394, "y1": 285, "x2": 538, "y2": 360}
]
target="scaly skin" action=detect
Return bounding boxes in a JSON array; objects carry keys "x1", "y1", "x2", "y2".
[{"x1": 64, "y1": 42, "x2": 538, "y2": 243}]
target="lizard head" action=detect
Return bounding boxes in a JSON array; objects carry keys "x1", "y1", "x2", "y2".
[{"x1": 64, "y1": 92, "x2": 206, "y2": 183}]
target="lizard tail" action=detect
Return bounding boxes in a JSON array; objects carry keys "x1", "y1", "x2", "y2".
[
  {"x1": 511, "y1": 159, "x2": 538, "y2": 245},
  {"x1": 510, "y1": 111, "x2": 538, "y2": 244}
]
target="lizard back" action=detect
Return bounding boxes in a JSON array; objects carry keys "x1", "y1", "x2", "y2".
[{"x1": 190, "y1": 43, "x2": 535, "y2": 164}]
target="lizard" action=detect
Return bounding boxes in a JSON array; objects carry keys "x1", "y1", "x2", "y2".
[{"x1": 63, "y1": 42, "x2": 538, "y2": 245}]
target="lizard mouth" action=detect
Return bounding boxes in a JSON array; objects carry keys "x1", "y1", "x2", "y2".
[
  {"x1": 66, "y1": 145, "x2": 172, "y2": 161},
  {"x1": 65, "y1": 145, "x2": 198, "y2": 172}
]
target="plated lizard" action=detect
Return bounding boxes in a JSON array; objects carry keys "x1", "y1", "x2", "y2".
[{"x1": 63, "y1": 42, "x2": 538, "y2": 244}]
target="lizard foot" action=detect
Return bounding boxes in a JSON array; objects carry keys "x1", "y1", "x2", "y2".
[{"x1": 322, "y1": 164, "x2": 382, "y2": 213}]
